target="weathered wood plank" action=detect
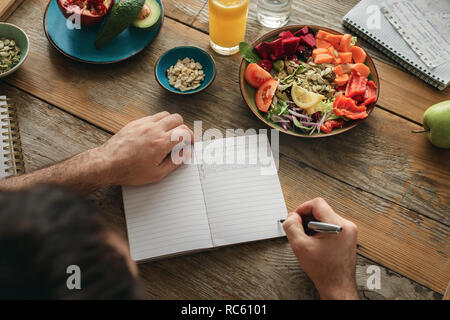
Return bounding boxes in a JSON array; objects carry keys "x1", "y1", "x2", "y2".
[
  {"x1": 444, "y1": 282, "x2": 450, "y2": 300},
  {"x1": 163, "y1": 0, "x2": 207, "y2": 26},
  {"x1": 0, "y1": 0, "x2": 25, "y2": 22},
  {"x1": 190, "y1": 0, "x2": 450, "y2": 123},
  {"x1": 5, "y1": 13, "x2": 448, "y2": 224},
  {"x1": 280, "y1": 154, "x2": 449, "y2": 294},
  {"x1": 0, "y1": 82, "x2": 442, "y2": 299}
]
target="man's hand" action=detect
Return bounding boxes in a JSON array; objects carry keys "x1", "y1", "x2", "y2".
[
  {"x1": 283, "y1": 197, "x2": 359, "y2": 300},
  {"x1": 94, "y1": 111, "x2": 193, "y2": 186},
  {"x1": 0, "y1": 112, "x2": 193, "y2": 193}
]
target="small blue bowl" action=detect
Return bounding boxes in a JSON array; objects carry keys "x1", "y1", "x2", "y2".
[{"x1": 155, "y1": 46, "x2": 216, "y2": 95}]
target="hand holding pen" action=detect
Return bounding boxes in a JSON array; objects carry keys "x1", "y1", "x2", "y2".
[
  {"x1": 281, "y1": 197, "x2": 359, "y2": 300},
  {"x1": 279, "y1": 219, "x2": 343, "y2": 234}
]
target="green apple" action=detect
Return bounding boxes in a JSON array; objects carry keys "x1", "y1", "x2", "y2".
[{"x1": 420, "y1": 100, "x2": 450, "y2": 149}]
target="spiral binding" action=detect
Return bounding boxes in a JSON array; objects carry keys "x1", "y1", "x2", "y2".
[
  {"x1": 343, "y1": 18, "x2": 446, "y2": 91},
  {"x1": 0, "y1": 97, "x2": 24, "y2": 176}
]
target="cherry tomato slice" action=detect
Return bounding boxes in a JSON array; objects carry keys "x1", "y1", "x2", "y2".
[
  {"x1": 245, "y1": 63, "x2": 273, "y2": 88},
  {"x1": 256, "y1": 79, "x2": 278, "y2": 112}
]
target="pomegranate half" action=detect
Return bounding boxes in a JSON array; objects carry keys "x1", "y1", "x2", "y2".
[{"x1": 57, "y1": 0, "x2": 113, "y2": 27}]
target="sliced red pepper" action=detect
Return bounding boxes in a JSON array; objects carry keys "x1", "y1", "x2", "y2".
[
  {"x1": 362, "y1": 80, "x2": 377, "y2": 105},
  {"x1": 335, "y1": 85, "x2": 347, "y2": 92},
  {"x1": 333, "y1": 94, "x2": 368, "y2": 120},
  {"x1": 320, "y1": 119, "x2": 345, "y2": 133},
  {"x1": 345, "y1": 72, "x2": 368, "y2": 98},
  {"x1": 345, "y1": 111, "x2": 369, "y2": 120},
  {"x1": 352, "y1": 94, "x2": 365, "y2": 104}
]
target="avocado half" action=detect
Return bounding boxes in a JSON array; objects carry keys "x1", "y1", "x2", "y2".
[
  {"x1": 95, "y1": 0, "x2": 145, "y2": 49},
  {"x1": 132, "y1": 0, "x2": 161, "y2": 31}
]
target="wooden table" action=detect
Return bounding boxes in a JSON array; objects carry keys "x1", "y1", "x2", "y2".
[{"x1": 1, "y1": 0, "x2": 449, "y2": 299}]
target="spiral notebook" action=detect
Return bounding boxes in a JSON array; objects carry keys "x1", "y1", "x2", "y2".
[
  {"x1": 0, "y1": 96, "x2": 24, "y2": 178},
  {"x1": 122, "y1": 135, "x2": 287, "y2": 262},
  {"x1": 343, "y1": 0, "x2": 450, "y2": 90}
]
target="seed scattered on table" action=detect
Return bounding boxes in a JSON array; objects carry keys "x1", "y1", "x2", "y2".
[
  {"x1": 0, "y1": 38, "x2": 21, "y2": 74},
  {"x1": 167, "y1": 57, "x2": 205, "y2": 92}
]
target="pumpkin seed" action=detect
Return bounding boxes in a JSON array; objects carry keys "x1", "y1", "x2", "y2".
[
  {"x1": 0, "y1": 38, "x2": 21, "y2": 74},
  {"x1": 276, "y1": 60, "x2": 338, "y2": 99},
  {"x1": 166, "y1": 57, "x2": 205, "y2": 92}
]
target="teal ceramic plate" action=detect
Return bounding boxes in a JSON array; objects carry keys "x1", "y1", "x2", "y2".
[
  {"x1": 43, "y1": 0, "x2": 163, "y2": 64},
  {"x1": 155, "y1": 46, "x2": 216, "y2": 95}
]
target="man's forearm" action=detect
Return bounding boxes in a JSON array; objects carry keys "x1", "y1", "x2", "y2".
[{"x1": 0, "y1": 148, "x2": 113, "y2": 194}]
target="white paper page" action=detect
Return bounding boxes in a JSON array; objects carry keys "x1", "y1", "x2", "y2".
[
  {"x1": 195, "y1": 135, "x2": 287, "y2": 247},
  {"x1": 122, "y1": 163, "x2": 213, "y2": 261}
]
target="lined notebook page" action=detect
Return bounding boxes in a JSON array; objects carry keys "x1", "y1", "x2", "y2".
[
  {"x1": 196, "y1": 135, "x2": 287, "y2": 247},
  {"x1": 122, "y1": 163, "x2": 213, "y2": 261}
]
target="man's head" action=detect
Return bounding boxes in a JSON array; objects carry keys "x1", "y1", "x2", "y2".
[{"x1": 0, "y1": 185, "x2": 145, "y2": 299}]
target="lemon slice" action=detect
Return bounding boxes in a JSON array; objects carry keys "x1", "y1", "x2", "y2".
[{"x1": 291, "y1": 84, "x2": 324, "y2": 109}]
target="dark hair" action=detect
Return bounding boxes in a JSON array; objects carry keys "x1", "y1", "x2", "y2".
[{"x1": 0, "y1": 185, "x2": 145, "y2": 299}]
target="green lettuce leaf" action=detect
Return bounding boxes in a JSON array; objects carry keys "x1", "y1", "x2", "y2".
[
  {"x1": 266, "y1": 100, "x2": 289, "y2": 120},
  {"x1": 239, "y1": 42, "x2": 261, "y2": 64}
]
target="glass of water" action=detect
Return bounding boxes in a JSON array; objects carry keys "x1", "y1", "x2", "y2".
[{"x1": 257, "y1": 0, "x2": 293, "y2": 28}]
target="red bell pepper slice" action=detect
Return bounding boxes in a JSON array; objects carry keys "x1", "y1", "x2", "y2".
[
  {"x1": 362, "y1": 80, "x2": 377, "y2": 105},
  {"x1": 320, "y1": 119, "x2": 345, "y2": 133},
  {"x1": 345, "y1": 72, "x2": 368, "y2": 98},
  {"x1": 333, "y1": 94, "x2": 368, "y2": 120}
]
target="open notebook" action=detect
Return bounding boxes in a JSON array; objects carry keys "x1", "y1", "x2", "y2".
[{"x1": 122, "y1": 134, "x2": 287, "y2": 262}]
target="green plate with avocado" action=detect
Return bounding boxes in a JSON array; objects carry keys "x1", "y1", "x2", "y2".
[{"x1": 44, "y1": 0, "x2": 163, "y2": 64}]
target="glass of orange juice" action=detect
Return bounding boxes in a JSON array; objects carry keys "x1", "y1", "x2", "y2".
[{"x1": 208, "y1": 0, "x2": 250, "y2": 55}]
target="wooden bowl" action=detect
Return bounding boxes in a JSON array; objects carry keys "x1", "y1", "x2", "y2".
[{"x1": 239, "y1": 25, "x2": 380, "y2": 138}]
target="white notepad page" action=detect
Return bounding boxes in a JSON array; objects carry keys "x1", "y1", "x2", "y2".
[
  {"x1": 196, "y1": 135, "x2": 286, "y2": 247},
  {"x1": 123, "y1": 134, "x2": 287, "y2": 261},
  {"x1": 123, "y1": 163, "x2": 212, "y2": 261}
]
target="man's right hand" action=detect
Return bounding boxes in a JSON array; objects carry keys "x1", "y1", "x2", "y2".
[
  {"x1": 94, "y1": 111, "x2": 194, "y2": 186},
  {"x1": 283, "y1": 197, "x2": 359, "y2": 300}
]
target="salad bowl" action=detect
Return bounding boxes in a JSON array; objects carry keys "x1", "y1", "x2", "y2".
[{"x1": 239, "y1": 25, "x2": 380, "y2": 138}]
